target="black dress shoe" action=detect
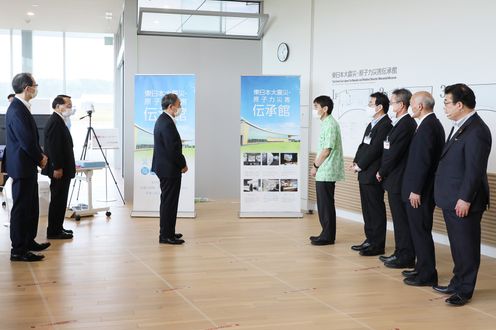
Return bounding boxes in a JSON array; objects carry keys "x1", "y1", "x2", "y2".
[
  {"x1": 29, "y1": 242, "x2": 51, "y2": 251},
  {"x1": 47, "y1": 232, "x2": 73, "y2": 239},
  {"x1": 432, "y1": 285, "x2": 455, "y2": 295},
  {"x1": 311, "y1": 240, "x2": 334, "y2": 246},
  {"x1": 11, "y1": 251, "x2": 45, "y2": 262},
  {"x1": 160, "y1": 238, "x2": 185, "y2": 245},
  {"x1": 403, "y1": 276, "x2": 437, "y2": 287},
  {"x1": 384, "y1": 259, "x2": 415, "y2": 269},
  {"x1": 63, "y1": 228, "x2": 74, "y2": 234},
  {"x1": 309, "y1": 235, "x2": 320, "y2": 242},
  {"x1": 351, "y1": 241, "x2": 370, "y2": 251},
  {"x1": 379, "y1": 254, "x2": 396, "y2": 262},
  {"x1": 359, "y1": 247, "x2": 385, "y2": 256},
  {"x1": 445, "y1": 293, "x2": 469, "y2": 306},
  {"x1": 402, "y1": 269, "x2": 418, "y2": 277},
  {"x1": 175, "y1": 233, "x2": 183, "y2": 239}
]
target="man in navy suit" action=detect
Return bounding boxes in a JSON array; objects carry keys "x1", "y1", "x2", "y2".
[
  {"x1": 376, "y1": 89, "x2": 417, "y2": 268},
  {"x1": 42, "y1": 95, "x2": 76, "y2": 240},
  {"x1": 351, "y1": 92, "x2": 392, "y2": 256},
  {"x1": 401, "y1": 92, "x2": 445, "y2": 286},
  {"x1": 6, "y1": 73, "x2": 49, "y2": 262},
  {"x1": 152, "y1": 93, "x2": 188, "y2": 245},
  {"x1": 433, "y1": 84, "x2": 492, "y2": 306}
]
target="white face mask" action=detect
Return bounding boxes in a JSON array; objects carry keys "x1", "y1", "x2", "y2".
[
  {"x1": 175, "y1": 107, "x2": 182, "y2": 117},
  {"x1": 366, "y1": 106, "x2": 378, "y2": 118},
  {"x1": 387, "y1": 110, "x2": 396, "y2": 121},
  {"x1": 61, "y1": 107, "x2": 73, "y2": 117},
  {"x1": 407, "y1": 106, "x2": 415, "y2": 118}
]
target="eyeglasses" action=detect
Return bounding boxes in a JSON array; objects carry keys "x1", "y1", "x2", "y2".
[
  {"x1": 443, "y1": 101, "x2": 454, "y2": 105},
  {"x1": 31, "y1": 84, "x2": 39, "y2": 87}
]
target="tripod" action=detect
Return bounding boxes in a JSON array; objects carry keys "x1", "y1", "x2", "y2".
[{"x1": 68, "y1": 111, "x2": 125, "y2": 210}]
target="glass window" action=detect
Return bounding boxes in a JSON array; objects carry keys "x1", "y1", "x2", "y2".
[
  {"x1": 138, "y1": 0, "x2": 260, "y2": 13},
  {"x1": 32, "y1": 31, "x2": 64, "y2": 101}
]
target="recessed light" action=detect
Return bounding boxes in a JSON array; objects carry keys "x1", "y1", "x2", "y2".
[
  {"x1": 153, "y1": 20, "x2": 160, "y2": 24},
  {"x1": 27, "y1": 12, "x2": 35, "y2": 16},
  {"x1": 32, "y1": 4, "x2": 40, "y2": 7}
]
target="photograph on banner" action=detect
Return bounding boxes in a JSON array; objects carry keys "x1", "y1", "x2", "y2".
[
  {"x1": 240, "y1": 75, "x2": 301, "y2": 216},
  {"x1": 133, "y1": 74, "x2": 196, "y2": 217}
]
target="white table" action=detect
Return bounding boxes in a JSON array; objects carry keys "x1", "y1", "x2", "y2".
[{"x1": 65, "y1": 167, "x2": 111, "y2": 221}]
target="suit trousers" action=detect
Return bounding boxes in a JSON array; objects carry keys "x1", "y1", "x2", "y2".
[
  {"x1": 47, "y1": 177, "x2": 71, "y2": 235},
  {"x1": 444, "y1": 208, "x2": 483, "y2": 299},
  {"x1": 405, "y1": 195, "x2": 437, "y2": 281},
  {"x1": 388, "y1": 192, "x2": 414, "y2": 262},
  {"x1": 159, "y1": 176, "x2": 182, "y2": 239},
  {"x1": 10, "y1": 176, "x2": 39, "y2": 254},
  {"x1": 315, "y1": 181, "x2": 336, "y2": 242},
  {"x1": 359, "y1": 183, "x2": 387, "y2": 249}
]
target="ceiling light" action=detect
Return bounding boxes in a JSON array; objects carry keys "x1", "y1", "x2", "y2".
[
  {"x1": 32, "y1": 4, "x2": 40, "y2": 7},
  {"x1": 27, "y1": 12, "x2": 35, "y2": 16}
]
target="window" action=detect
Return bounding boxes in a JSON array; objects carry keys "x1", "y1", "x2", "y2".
[
  {"x1": 32, "y1": 31, "x2": 64, "y2": 100},
  {"x1": 0, "y1": 30, "x2": 11, "y2": 111},
  {"x1": 138, "y1": 0, "x2": 268, "y2": 39}
]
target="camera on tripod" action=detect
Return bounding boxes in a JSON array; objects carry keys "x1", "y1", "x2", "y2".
[{"x1": 82, "y1": 101, "x2": 95, "y2": 115}]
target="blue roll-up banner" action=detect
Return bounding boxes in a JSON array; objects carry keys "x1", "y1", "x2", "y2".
[
  {"x1": 240, "y1": 76, "x2": 302, "y2": 217},
  {"x1": 132, "y1": 74, "x2": 195, "y2": 217}
]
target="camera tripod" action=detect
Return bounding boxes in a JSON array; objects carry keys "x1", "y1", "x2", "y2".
[{"x1": 68, "y1": 111, "x2": 125, "y2": 219}]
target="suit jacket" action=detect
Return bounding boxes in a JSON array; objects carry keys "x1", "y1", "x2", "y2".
[
  {"x1": 4, "y1": 97, "x2": 44, "y2": 179},
  {"x1": 151, "y1": 112, "x2": 186, "y2": 178},
  {"x1": 378, "y1": 114, "x2": 417, "y2": 193},
  {"x1": 401, "y1": 113, "x2": 445, "y2": 201},
  {"x1": 354, "y1": 115, "x2": 392, "y2": 184},
  {"x1": 434, "y1": 113, "x2": 492, "y2": 212},
  {"x1": 41, "y1": 113, "x2": 76, "y2": 179}
]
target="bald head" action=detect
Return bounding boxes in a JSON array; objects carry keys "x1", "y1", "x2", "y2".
[{"x1": 410, "y1": 91, "x2": 435, "y2": 119}]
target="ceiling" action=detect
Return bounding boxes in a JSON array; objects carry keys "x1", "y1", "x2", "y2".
[{"x1": 0, "y1": 0, "x2": 124, "y2": 34}]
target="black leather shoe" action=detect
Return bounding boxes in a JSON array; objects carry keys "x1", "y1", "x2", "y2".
[
  {"x1": 11, "y1": 251, "x2": 45, "y2": 262},
  {"x1": 160, "y1": 238, "x2": 185, "y2": 245},
  {"x1": 63, "y1": 228, "x2": 74, "y2": 234},
  {"x1": 29, "y1": 242, "x2": 51, "y2": 251},
  {"x1": 403, "y1": 276, "x2": 437, "y2": 287},
  {"x1": 351, "y1": 241, "x2": 370, "y2": 251},
  {"x1": 445, "y1": 293, "x2": 469, "y2": 306},
  {"x1": 359, "y1": 247, "x2": 385, "y2": 256},
  {"x1": 402, "y1": 269, "x2": 418, "y2": 277},
  {"x1": 311, "y1": 240, "x2": 334, "y2": 246},
  {"x1": 432, "y1": 285, "x2": 455, "y2": 295},
  {"x1": 309, "y1": 236, "x2": 320, "y2": 242},
  {"x1": 379, "y1": 254, "x2": 396, "y2": 262},
  {"x1": 175, "y1": 233, "x2": 183, "y2": 239},
  {"x1": 47, "y1": 232, "x2": 73, "y2": 239},
  {"x1": 384, "y1": 259, "x2": 415, "y2": 269}
]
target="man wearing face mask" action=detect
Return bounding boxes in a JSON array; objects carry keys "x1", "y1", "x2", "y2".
[
  {"x1": 433, "y1": 84, "x2": 491, "y2": 306},
  {"x1": 351, "y1": 92, "x2": 392, "y2": 256},
  {"x1": 309, "y1": 95, "x2": 345, "y2": 245},
  {"x1": 152, "y1": 93, "x2": 188, "y2": 245},
  {"x1": 376, "y1": 88, "x2": 417, "y2": 268},
  {"x1": 401, "y1": 92, "x2": 445, "y2": 286},
  {"x1": 42, "y1": 95, "x2": 76, "y2": 239},
  {"x1": 5, "y1": 73, "x2": 49, "y2": 262}
]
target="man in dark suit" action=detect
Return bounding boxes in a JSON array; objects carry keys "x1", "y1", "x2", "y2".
[
  {"x1": 376, "y1": 89, "x2": 417, "y2": 268},
  {"x1": 433, "y1": 84, "x2": 492, "y2": 306},
  {"x1": 152, "y1": 93, "x2": 188, "y2": 245},
  {"x1": 401, "y1": 92, "x2": 445, "y2": 286},
  {"x1": 351, "y1": 92, "x2": 392, "y2": 256},
  {"x1": 42, "y1": 95, "x2": 76, "y2": 239},
  {"x1": 6, "y1": 73, "x2": 49, "y2": 262}
]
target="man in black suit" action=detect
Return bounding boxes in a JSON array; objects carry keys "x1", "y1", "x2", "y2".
[
  {"x1": 42, "y1": 95, "x2": 76, "y2": 239},
  {"x1": 376, "y1": 89, "x2": 417, "y2": 268},
  {"x1": 401, "y1": 92, "x2": 445, "y2": 286},
  {"x1": 152, "y1": 93, "x2": 188, "y2": 245},
  {"x1": 5, "y1": 73, "x2": 49, "y2": 262},
  {"x1": 351, "y1": 92, "x2": 392, "y2": 256},
  {"x1": 433, "y1": 84, "x2": 492, "y2": 306}
]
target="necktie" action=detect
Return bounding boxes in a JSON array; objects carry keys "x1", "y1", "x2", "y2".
[{"x1": 447, "y1": 126, "x2": 455, "y2": 142}]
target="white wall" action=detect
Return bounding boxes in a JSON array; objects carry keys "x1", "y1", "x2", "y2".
[{"x1": 262, "y1": 0, "x2": 314, "y2": 210}]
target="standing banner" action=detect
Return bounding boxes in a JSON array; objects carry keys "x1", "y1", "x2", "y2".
[
  {"x1": 132, "y1": 74, "x2": 195, "y2": 218},
  {"x1": 240, "y1": 76, "x2": 302, "y2": 217}
]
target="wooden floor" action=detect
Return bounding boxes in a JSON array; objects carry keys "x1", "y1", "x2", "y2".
[{"x1": 1, "y1": 200, "x2": 496, "y2": 330}]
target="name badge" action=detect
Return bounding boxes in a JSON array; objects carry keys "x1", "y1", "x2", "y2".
[
  {"x1": 383, "y1": 141, "x2": 390, "y2": 150},
  {"x1": 363, "y1": 136, "x2": 371, "y2": 145}
]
